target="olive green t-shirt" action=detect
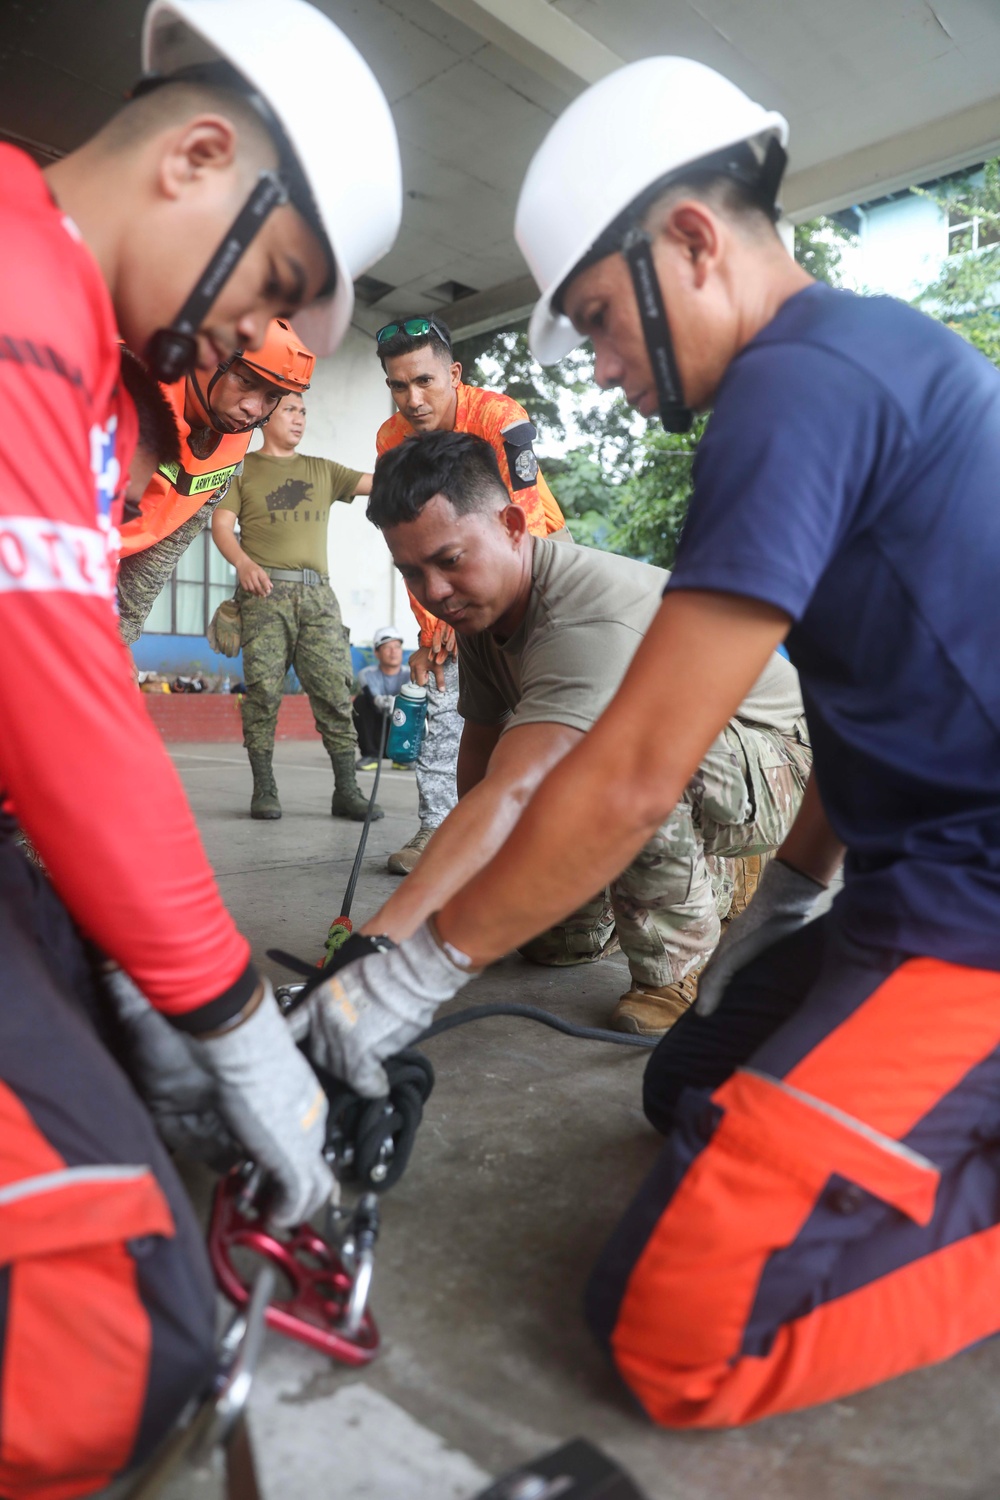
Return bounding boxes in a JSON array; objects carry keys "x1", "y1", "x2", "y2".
[
  {"x1": 457, "y1": 535, "x2": 805, "y2": 736},
  {"x1": 218, "y1": 452, "x2": 363, "y2": 572}
]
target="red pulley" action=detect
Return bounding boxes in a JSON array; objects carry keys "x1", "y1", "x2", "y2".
[{"x1": 208, "y1": 1168, "x2": 380, "y2": 1366}]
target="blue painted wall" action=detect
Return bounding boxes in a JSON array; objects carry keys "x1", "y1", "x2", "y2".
[{"x1": 131, "y1": 635, "x2": 405, "y2": 680}]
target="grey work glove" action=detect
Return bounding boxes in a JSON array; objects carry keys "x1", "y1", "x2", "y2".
[
  {"x1": 696, "y1": 860, "x2": 828, "y2": 1017},
  {"x1": 190, "y1": 981, "x2": 336, "y2": 1227},
  {"x1": 373, "y1": 692, "x2": 395, "y2": 714},
  {"x1": 306, "y1": 921, "x2": 477, "y2": 1098},
  {"x1": 100, "y1": 966, "x2": 242, "y2": 1171}
]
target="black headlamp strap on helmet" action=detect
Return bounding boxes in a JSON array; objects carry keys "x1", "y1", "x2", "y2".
[
  {"x1": 147, "y1": 169, "x2": 289, "y2": 383},
  {"x1": 757, "y1": 136, "x2": 788, "y2": 222},
  {"x1": 621, "y1": 225, "x2": 693, "y2": 435}
]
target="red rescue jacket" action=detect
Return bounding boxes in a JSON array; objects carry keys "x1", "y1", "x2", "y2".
[{"x1": 0, "y1": 145, "x2": 254, "y2": 1026}]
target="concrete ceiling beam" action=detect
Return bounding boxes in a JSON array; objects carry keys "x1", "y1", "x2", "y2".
[
  {"x1": 351, "y1": 274, "x2": 540, "y2": 346},
  {"x1": 785, "y1": 94, "x2": 1000, "y2": 221},
  {"x1": 444, "y1": 275, "x2": 541, "y2": 341},
  {"x1": 426, "y1": 0, "x2": 622, "y2": 95}
]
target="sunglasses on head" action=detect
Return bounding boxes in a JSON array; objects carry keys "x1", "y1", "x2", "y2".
[{"x1": 375, "y1": 317, "x2": 452, "y2": 350}]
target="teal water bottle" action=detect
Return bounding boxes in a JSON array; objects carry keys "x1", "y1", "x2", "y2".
[{"x1": 386, "y1": 683, "x2": 428, "y2": 764}]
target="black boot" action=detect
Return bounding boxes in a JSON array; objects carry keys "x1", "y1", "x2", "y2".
[
  {"x1": 330, "y1": 751, "x2": 383, "y2": 822},
  {"x1": 248, "y1": 750, "x2": 281, "y2": 820}
]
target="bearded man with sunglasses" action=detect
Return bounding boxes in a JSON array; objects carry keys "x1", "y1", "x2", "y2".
[{"x1": 374, "y1": 314, "x2": 568, "y2": 875}]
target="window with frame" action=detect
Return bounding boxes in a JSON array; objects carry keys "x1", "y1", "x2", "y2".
[
  {"x1": 143, "y1": 529, "x2": 237, "y2": 635},
  {"x1": 948, "y1": 206, "x2": 1000, "y2": 256}
]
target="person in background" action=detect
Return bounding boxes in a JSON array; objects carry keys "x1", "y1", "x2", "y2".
[
  {"x1": 354, "y1": 624, "x2": 406, "y2": 770},
  {"x1": 375, "y1": 315, "x2": 569, "y2": 874},
  {"x1": 117, "y1": 319, "x2": 314, "y2": 646},
  {"x1": 212, "y1": 391, "x2": 375, "y2": 820}
]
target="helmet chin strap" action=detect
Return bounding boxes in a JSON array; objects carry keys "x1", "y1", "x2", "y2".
[
  {"x1": 621, "y1": 226, "x2": 692, "y2": 434},
  {"x1": 146, "y1": 170, "x2": 289, "y2": 384},
  {"x1": 187, "y1": 357, "x2": 270, "y2": 436}
]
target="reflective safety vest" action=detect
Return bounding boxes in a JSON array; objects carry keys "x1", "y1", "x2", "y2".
[{"x1": 118, "y1": 377, "x2": 252, "y2": 557}]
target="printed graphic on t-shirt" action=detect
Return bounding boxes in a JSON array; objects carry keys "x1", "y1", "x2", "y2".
[{"x1": 264, "y1": 477, "x2": 329, "y2": 525}]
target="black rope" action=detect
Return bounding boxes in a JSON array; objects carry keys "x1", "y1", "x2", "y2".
[
  {"x1": 341, "y1": 707, "x2": 390, "y2": 921},
  {"x1": 417, "y1": 1002, "x2": 654, "y2": 1049},
  {"x1": 317, "y1": 1049, "x2": 435, "y2": 1193},
  {"x1": 315, "y1": 997, "x2": 652, "y2": 1191}
]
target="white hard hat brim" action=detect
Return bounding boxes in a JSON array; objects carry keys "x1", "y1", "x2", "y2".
[
  {"x1": 529, "y1": 296, "x2": 583, "y2": 367},
  {"x1": 143, "y1": 0, "x2": 402, "y2": 359},
  {"x1": 525, "y1": 118, "x2": 788, "y2": 366}
]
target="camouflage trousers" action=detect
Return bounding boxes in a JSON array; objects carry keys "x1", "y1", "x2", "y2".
[
  {"x1": 239, "y1": 580, "x2": 357, "y2": 759},
  {"x1": 521, "y1": 719, "x2": 812, "y2": 988},
  {"x1": 416, "y1": 655, "x2": 461, "y2": 830},
  {"x1": 116, "y1": 502, "x2": 215, "y2": 646}
]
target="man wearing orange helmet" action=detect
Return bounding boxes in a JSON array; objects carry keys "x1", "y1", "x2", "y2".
[{"x1": 117, "y1": 317, "x2": 313, "y2": 645}]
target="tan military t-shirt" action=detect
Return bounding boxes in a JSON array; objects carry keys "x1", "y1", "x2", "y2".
[
  {"x1": 218, "y1": 452, "x2": 362, "y2": 572},
  {"x1": 457, "y1": 535, "x2": 805, "y2": 735}
]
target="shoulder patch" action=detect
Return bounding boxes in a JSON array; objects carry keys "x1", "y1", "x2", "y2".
[{"x1": 501, "y1": 420, "x2": 539, "y2": 490}]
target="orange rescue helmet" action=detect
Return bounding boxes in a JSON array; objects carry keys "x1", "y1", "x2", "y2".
[
  {"x1": 188, "y1": 317, "x2": 315, "y2": 433},
  {"x1": 235, "y1": 317, "x2": 315, "y2": 393}
]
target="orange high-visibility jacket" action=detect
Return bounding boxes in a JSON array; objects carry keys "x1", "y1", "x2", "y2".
[{"x1": 118, "y1": 377, "x2": 252, "y2": 558}]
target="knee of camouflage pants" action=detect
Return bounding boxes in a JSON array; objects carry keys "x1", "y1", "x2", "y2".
[
  {"x1": 292, "y1": 587, "x2": 357, "y2": 758},
  {"x1": 518, "y1": 890, "x2": 617, "y2": 967},
  {"x1": 611, "y1": 724, "x2": 811, "y2": 989},
  {"x1": 611, "y1": 800, "x2": 722, "y2": 989}
]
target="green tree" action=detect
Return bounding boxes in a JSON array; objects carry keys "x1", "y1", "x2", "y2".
[
  {"x1": 607, "y1": 419, "x2": 707, "y2": 567},
  {"x1": 793, "y1": 215, "x2": 856, "y2": 287},
  {"x1": 541, "y1": 447, "x2": 617, "y2": 549},
  {"x1": 912, "y1": 159, "x2": 1000, "y2": 365}
]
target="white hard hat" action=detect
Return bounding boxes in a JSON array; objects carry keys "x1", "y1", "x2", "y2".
[
  {"x1": 143, "y1": 0, "x2": 402, "y2": 358},
  {"x1": 516, "y1": 57, "x2": 788, "y2": 364},
  {"x1": 373, "y1": 626, "x2": 403, "y2": 649}
]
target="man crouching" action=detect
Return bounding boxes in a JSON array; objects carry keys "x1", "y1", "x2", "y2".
[{"x1": 358, "y1": 430, "x2": 811, "y2": 1036}]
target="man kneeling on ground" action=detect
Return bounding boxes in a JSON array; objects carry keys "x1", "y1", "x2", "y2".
[{"x1": 357, "y1": 430, "x2": 811, "y2": 1035}]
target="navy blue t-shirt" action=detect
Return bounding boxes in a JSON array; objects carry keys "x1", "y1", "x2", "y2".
[{"x1": 667, "y1": 283, "x2": 1000, "y2": 971}]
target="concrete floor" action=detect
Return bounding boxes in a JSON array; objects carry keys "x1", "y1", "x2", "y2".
[{"x1": 151, "y1": 741, "x2": 1000, "y2": 1500}]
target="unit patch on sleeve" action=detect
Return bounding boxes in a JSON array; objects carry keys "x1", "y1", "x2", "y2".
[{"x1": 501, "y1": 420, "x2": 539, "y2": 490}]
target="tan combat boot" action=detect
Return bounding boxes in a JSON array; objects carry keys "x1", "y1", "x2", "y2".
[
  {"x1": 610, "y1": 966, "x2": 704, "y2": 1038},
  {"x1": 387, "y1": 825, "x2": 433, "y2": 875},
  {"x1": 728, "y1": 851, "x2": 773, "y2": 920}
]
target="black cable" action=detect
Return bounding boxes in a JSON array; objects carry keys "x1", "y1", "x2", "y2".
[
  {"x1": 416, "y1": 1002, "x2": 655, "y2": 1050},
  {"x1": 340, "y1": 706, "x2": 390, "y2": 922},
  {"x1": 270, "y1": 947, "x2": 656, "y2": 1051}
]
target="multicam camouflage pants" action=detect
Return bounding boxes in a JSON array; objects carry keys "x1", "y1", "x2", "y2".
[
  {"x1": 116, "y1": 502, "x2": 215, "y2": 646},
  {"x1": 239, "y1": 580, "x2": 357, "y2": 759},
  {"x1": 416, "y1": 655, "x2": 461, "y2": 829},
  {"x1": 521, "y1": 719, "x2": 812, "y2": 988}
]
